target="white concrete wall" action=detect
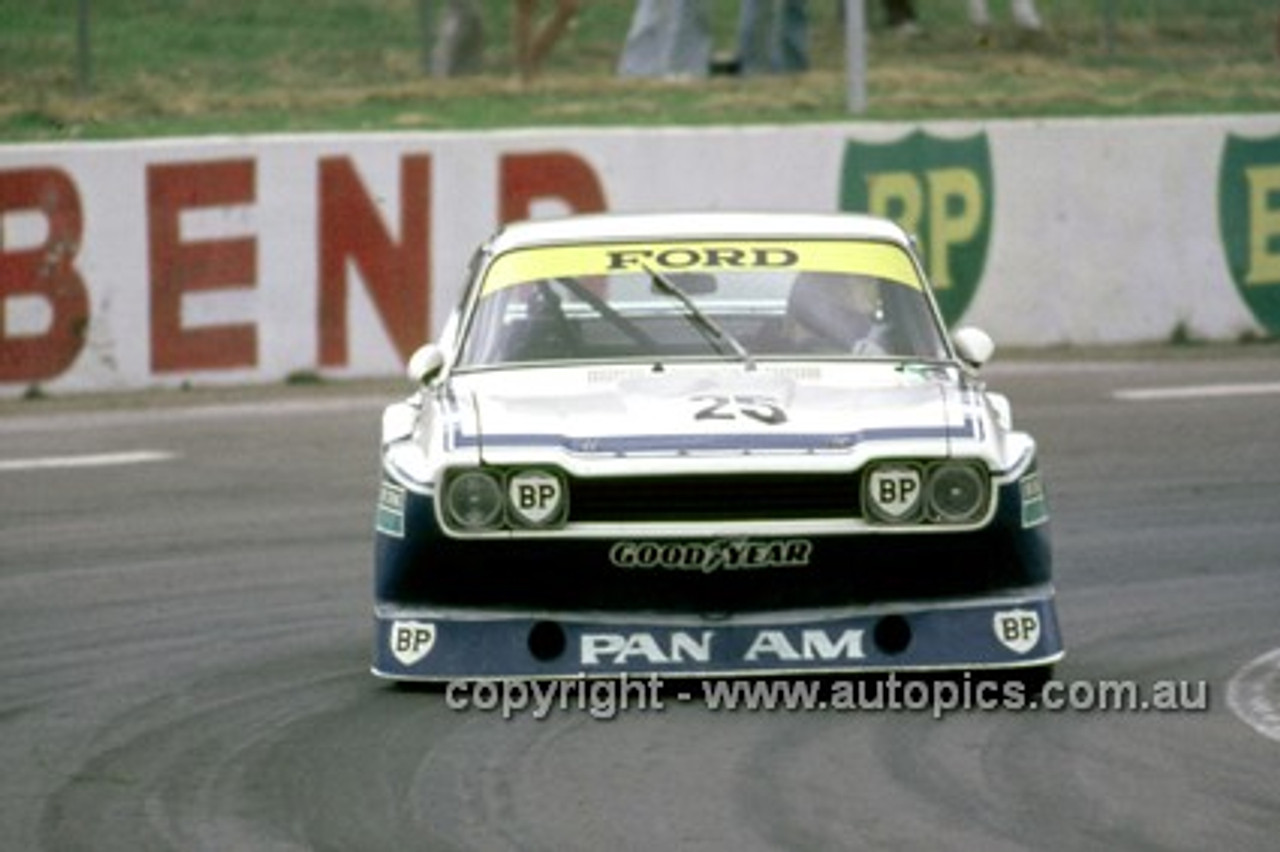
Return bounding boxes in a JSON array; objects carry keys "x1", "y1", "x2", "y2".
[{"x1": 2, "y1": 114, "x2": 1278, "y2": 395}]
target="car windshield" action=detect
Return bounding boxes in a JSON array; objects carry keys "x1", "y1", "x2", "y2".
[{"x1": 456, "y1": 238, "x2": 951, "y2": 368}]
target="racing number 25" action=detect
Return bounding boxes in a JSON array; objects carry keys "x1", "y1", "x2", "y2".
[{"x1": 692, "y1": 395, "x2": 787, "y2": 425}]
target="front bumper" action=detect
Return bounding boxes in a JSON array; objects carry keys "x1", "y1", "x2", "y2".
[{"x1": 372, "y1": 588, "x2": 1063, "y2": 681}]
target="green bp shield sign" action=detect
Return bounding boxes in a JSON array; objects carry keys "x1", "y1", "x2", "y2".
[
  {"x1": 1219, "y1": 134, "x2": 1280, "y2": 336},
  {"x1": 841, "y1": 130, "x2": 993, "y2": 325}
]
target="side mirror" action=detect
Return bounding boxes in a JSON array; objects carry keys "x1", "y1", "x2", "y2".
[
  {"x1": 952, "y1": 326, "x2": 996, "y2": 370},
  {"x1": 406, "y1": 344, "x2": 445, "y2": 385}
]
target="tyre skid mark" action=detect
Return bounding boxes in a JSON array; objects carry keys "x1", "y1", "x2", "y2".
[{"x1": 1227, "y1": 647, "x2": 1280, "y2": 743}]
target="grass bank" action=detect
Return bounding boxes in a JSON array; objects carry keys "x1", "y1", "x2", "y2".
[{"x1": 1, "y1": 0, "x2": 1277, "y2": 141}]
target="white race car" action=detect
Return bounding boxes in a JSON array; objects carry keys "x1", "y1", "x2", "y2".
[{"x1": 372, "y1": 212, "x2": 1061, "y2": 681}]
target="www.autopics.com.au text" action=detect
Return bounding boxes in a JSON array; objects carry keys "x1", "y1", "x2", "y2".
[{"x1": 441, "y1": 673, "x2": 1211, "y2": 721}]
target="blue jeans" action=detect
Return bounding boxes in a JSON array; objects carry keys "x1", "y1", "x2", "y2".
[
  {"x1": 618, "y1": 0, "x2": 713, "y2": 78},
  {"x1": 737, "y1": 0, "x2": 809, "y2": 74}
]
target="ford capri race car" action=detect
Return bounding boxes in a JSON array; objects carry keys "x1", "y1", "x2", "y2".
[{"x1": 372, "y1": 212, "x2": 1062, "y2": 681}]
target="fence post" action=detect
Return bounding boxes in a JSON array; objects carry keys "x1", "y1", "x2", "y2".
[
  {"x1": 844, "y1": 0, "x2": 867, "y2": 114},
  {"x1": 76, "y1": 0, "x2": 92, "y2": 97},
  {"x1": 1100, "y1": 0, "x2": 1116, "y2": 58}
]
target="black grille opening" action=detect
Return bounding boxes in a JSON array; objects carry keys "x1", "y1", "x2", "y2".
[{"x1": 568, "y1": 473, "x2": 860, "y2": 523}]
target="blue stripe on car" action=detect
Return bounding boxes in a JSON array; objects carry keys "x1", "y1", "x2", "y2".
[{"x1": 450, "y1": 419, "x2": 978, "y2": 455}]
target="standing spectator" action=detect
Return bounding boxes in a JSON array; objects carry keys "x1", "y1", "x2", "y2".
[
  {"x1": 967, "y1": 0, "x2": 1045, "y2": 37},
  {"x1": 514, "y1": 0, "x2": 581, "y2": 81},
  {"x1": 736, "y1": 0, "x2": 810, "y2": 75},
  {"x1": 427, "y1": 0, "x2": 485, "y2": 77},
  {"x1": 617, "y1": 0, "x2": 713, "y2": 79}
]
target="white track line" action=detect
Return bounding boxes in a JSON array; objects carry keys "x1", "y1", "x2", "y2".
[
  {"x1": 0, "y1": 450, "x2": 176, "y2": 472},
  {"x1": 0, "y1": 395, "x2": 385, "y2": 435},
  {"x1": 1113, "y1": 382, "x2": 1280, "y2": 402},
  {"x1": 1227, "y1": 647, "x2": 1280, "y2": 744}
]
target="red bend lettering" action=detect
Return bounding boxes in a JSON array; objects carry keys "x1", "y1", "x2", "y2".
[
  {"x1": 500, "y1": 151, "x2": 606, "y2": 223},
  {"x1": 0, "y1": 168, "x2": 90, "y2": 382},
  {"x1": 147, "y1": 159, "x2": 258, "y2": 372},
  {"x1": 318, "y1": 155, "x2": 431, "y2": 366}
]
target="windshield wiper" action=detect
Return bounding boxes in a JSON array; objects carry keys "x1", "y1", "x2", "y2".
[{"x1": 645, "y1": 266, "x2": 755, "y2": 371}]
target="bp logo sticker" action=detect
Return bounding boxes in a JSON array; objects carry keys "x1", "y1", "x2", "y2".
[
  {"x1": 993, "y1": 609, "x2": 1040, "y2": 655},
  {"x1": 865, "y1": 465, "x2": 923, "y2": 522},
  {"x1": 1219, "y1": 134, "x2": 1280, "y2": 336},
  {"x1": 841, "y1": 130, "x2": 993, "y2": 325},
  {"x1": 390, "y1": 620, "x2": 437, "y2": 666}
]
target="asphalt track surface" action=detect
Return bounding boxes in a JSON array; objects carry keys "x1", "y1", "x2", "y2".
[{"x1": 2, "y1": 349, "x2": 1278, "y2": 851}]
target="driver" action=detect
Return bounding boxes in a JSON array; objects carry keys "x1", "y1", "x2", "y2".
[{"x1": 783, "y1": 271, "x2": 889, "y2": 355}]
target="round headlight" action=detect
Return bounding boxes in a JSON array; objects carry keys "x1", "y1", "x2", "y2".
[
  {"x1": 444, "y1": 470, "x2": 503, "y2": 530},
  {"x1": 507, "y1": 469, "x2": 567, "y2": 528},
  {"x1": 864, "y1": 463, "x2": 924, "y2": 523},
  {"x1": 927, "y1": 463, "x2": 988, "y2": 523}
]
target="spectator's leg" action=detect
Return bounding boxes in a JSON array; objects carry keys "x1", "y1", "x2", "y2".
[
  {"x1": 967, "y1": 0, "x2": 992, "y2": 29},
  {"x1": 432, "y1": 0, "x2": 485, "y2": 77},
  {"x1": 736, "y1": 0, "x2": 773, "y2": 75},
  {"x1": 618, "y1": 0, "x2": 667, "y2": 77},
  {"x1": 1010, "y1": 0, "x2": 1043, "y2": 32},
  {"x1": 667, "y1": 0, "x2": 712, "y2": 77},
  {"x1": 775, "y1": 0, "x2": 809, "y2": 73}
]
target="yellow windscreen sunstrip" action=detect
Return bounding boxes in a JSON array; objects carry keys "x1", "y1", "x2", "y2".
[{"x1": 481, "y1": 240, "x2": 923, "y2": 296}]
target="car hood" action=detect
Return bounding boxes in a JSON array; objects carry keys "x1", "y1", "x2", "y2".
[{"x1": 445, "y1": 363, "x2": 992, "y2": 465}]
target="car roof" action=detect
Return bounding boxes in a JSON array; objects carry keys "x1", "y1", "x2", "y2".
[{"x1": 485, "y1": 211, "x2": 912, "y2": 254}]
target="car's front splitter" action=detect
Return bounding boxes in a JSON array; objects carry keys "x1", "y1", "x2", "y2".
[{"x1": 372, "y1": 589, "x2": 1062, "y2": 681}]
